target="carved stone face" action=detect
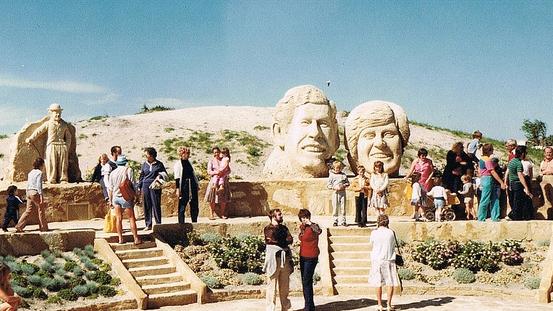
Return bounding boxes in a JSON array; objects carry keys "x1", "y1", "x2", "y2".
[
  {"x1": 345, "y1": 101, "x2": 410, "y2": 176},
  {"x1": 357, "y1": 122, "x2": 402, "y2": 175},
  {"x1": 50, "y1": 109, "x2": 62, "y2": 122},
  {"x1": 284, "y1": 103, "x2": 337, "y2": 170}
]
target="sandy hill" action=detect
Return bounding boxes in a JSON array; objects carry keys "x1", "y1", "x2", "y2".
[{"x1": 0, "y1": 106, "x2": 498, "y2": 181}]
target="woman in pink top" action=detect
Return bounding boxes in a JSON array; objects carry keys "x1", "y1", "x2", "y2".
[
  {"x1": 204, "y1": 146, "x2": 232, "y2": 219},
  {"x1": 405, "y1": 148, "x2": 434, "y2": 191}
]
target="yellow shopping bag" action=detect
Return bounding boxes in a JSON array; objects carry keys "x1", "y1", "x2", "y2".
[{"x1": 103, "y1": 208, "x2": 117, "y2": 233}]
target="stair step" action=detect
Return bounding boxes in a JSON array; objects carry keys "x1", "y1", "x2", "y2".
[
  {"x1": 110, "y1": 241, "x2": 157, "y2": 251},
  {"x1": 334, "y1": 275, "x2": 370, "y2": 284},
  {"x1": 115, "y1": 248, "x2": 163, "y2": 260},
  {"x1": 135, "y1": 272, "x2": 184, "y2": 286},
  {"x1": 328, "y1": 227, "x2": 373, "y2": 236},
  {"x1": 148, "y1": 289, "x2": 197, "y2": 308},
  {"x1": 332, "y1": 259, "x2": 371, "y2": 268},
  {"x1": 330, "y1": 243, "x2": 371, "y2": 252},
  {"x1": 122, "y1": 257, "x2": 169, "y2": 269},
  {"x1": 331, "y1": 251, "x2": 371, "y2": 260},
  {"x1": 128, "y1": 264, "x2": 176, "y2": 277},
  {"x1": 333, "y1": 267, "x2": 371, "y2": 276},
  {"x1": 329, "y1": 235, "x2": 370, "y2": 244},
  {"x1": 142, "y1": 281, "x2": 190, "y2": 295}
]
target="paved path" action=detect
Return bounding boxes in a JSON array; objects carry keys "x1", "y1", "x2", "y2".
[{"x1": 155, "y1": 294, "x2": 551, "y2": 310}]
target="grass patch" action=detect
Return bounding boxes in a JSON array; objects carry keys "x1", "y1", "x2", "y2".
[
  {"x1": 78, "y1": 134, "x2": 88, "y2": 140},
  {"x1": 0, "y1": 134, "x2": 8, "y2": 139},
  {"x1": 88, "y1": 115, "x2": 108, "y2": 122},
  {"x1": 253, "y1": 125, "x2": 270, "y2": 131},
  {"x1": 164, "y1": 127, "x2": 175, "y2": 133}
]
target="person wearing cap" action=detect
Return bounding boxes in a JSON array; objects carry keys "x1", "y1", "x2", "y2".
[
  {"x1": 108, "y1": 155, "x2": 142, "y2": 245},
  {"x1": 25, "y1": 103, "x2": 71, "y2": 183}
]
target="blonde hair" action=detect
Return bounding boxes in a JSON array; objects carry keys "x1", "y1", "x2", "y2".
[{"x1": 332, "y1": 161, "x2": 343, "y2": 170}]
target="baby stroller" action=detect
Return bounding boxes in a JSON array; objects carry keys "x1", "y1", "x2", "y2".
[{"x1": 423, "y1": 193, "x2": 458, "y2": 222}]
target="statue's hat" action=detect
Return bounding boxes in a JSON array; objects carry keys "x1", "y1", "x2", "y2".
[{"x1": 48, "y1": 103, "x2": 63, "y2": 112}]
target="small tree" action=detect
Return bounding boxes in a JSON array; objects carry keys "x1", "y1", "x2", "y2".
[{"x1": 521, "y1": 119, "x2": 547, "y2": 147}]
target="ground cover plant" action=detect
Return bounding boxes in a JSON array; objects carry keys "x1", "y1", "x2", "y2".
[
  {"x1": 174, "y1": 231, "x2": 314, "y2": 290},
  {"x1": 399, "y1": 239, "x2": 547, "y2": 289},
  {"x1": 1, "y1": 245, "x2": 121, "y2": 309}
]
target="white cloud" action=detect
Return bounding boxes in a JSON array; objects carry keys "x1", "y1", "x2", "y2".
[
  {"x1": 84, "y1": 92, "x2": 120, "y2": 106},
  {"x1": 0, "y1": 77, "x2": 107, "y2": 94},
  {"x1": 142, "y1": 97, "x2": 192, "y2": 108},
  {"x1": 0, "y1": 105, "x2": 42, "y2": 133}
]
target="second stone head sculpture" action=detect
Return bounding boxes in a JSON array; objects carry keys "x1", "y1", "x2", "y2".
[{"x1": 345, "y1": 100, "x2": 410, "y2": 177}]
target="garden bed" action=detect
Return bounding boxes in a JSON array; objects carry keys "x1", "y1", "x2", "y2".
[
  {"x1": 2, "y1": 245, "x2": 132, "y2": 310},
  {"x1": 173, "y1": 231, "x2": 323, "y2": 300},
  {"x1": 397, "y1": 238, "x2": 549, "y2": 297}
]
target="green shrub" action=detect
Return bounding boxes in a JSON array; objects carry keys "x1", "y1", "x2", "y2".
[
  {"x1": 201, "y1": 275, "x2": 223, "y2": 289},
  {"x1": 502, "y1": 250, "x2": 524, "y2": 266},
  {"x1": 73, "y1": 266, "x2": 84, "y2": 276},
  {"x1": 398, "y1": 268, "x2": 416, "y2": 280},
  {"x1": 91, "y1": 258, "x2": 103, "y2": 265},
  {"x1": 413, "y1": 240, "x2": 460, "y2": 270},
  {"x1": 46, "y1": 277, "x2": 66, "y2": 292},
  {"x1": 524, "y1": 277, "x2": 541, "y2": 289},
  {"x1": 208, "y1": 235, "x2": 265, "y2": 274},
  {"x1": 200, "y1": 232, "x2": 222, "y2": 244},
  {"x1": 87, "y1": 271, "x2": 112, "y2": 285},
  {"x1": 452, "y1": 241, "x2": 485, "y2": 271},
  {"x1": 44, "y1": 255, "x2": 56, "y2": 264},
  {"x1": 536, "y1": 240, "x2": 550, "y2": 247},
  {"x1": 72, "y1": 285, "x2": 90, "y2": 297},
  {"x1": 5, "y1": 261, "x2": 21, "y2": 273},
  {"x1": 19, "y1": 262, "x2": 39, "y2": 275},
  {"x1": 10, "y1": 274, "x2": 28, "y2": 287},
  {"x1": 84, "y1": 261, "x2": 98, "y2": 271},
  {"x1": 58, "y1": 288, "x2": 78, "y2": 301},
  {"x1": 99, "y1": 262, "x2": 111, "y2": 272},
  {"x1": 68, "y1": 277, "x2": 86, "y2": 288},
  {"x1": 32, "y1": 288, "x2": 48, "y2": 300},
  {"x1": 313, "y1": 272, "x2": 321, "y2": 285},
  {"x1": 98, "y1": 285, "x2": 117, "y2": 297},
  {"x1": 452, "y1": 268, "x2": 476, "y2": 284},
  {"x1": 86, "y1": 281, "x2": 99, "y2": 294},
  {"x1": 41, "y1": 250, "x2": 52, "y2": 258},
  {"x1": 110, "y1": 277, "x2": 121, "y2": 286},
  {"x1": 46, "y1": 295, "x2": 63, "y2": 304},
  {"x1": 64, "y1": 260, "x2": 78, "y2": 272},
  {"x1": 241, "y1": 272, "x2": 263, "y2": 285},
  {"x1": 28, "y1": 275, "x2": 44, "y2": 287},
  {"x1": 13, "y1": 285, "x2": 33, "y2": 298}
]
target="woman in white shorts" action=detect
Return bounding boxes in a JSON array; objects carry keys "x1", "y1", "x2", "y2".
[{"x1": 369, "y1": 214, "x2": 400, "y2": 311}]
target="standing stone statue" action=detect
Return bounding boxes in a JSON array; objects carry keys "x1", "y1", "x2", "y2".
[
  {"x1": 263, "y1": 85, "x2": 339, "y2": 178},
  {"x1": 5, "y1": 103, "x2": 81, "y2": 183},
  {"x1": 345, "y1": 101, "x2": 410, "y2": 177}
]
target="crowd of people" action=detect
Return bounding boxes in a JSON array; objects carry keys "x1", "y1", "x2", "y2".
[{"x1": 2, "y1": 144, "x2": 233, "y2": 239}]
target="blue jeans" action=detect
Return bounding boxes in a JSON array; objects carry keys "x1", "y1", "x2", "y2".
[
  {"x1": 478, "y1": 176, "x2": 500, "y2": 221},
  {"x1": 300, "y1": 257, "x2": 318, "y2": 311}
]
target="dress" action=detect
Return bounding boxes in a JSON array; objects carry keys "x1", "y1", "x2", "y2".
[
  {"x1": 370, "y1": 173, "x2": 389, "y2": 209},
  {"x1": 204, "y1": 157, "x2": 231, "y2": 204},
  {"x1": 368, "y1": 227, "x2": 400, "y2": 287}
]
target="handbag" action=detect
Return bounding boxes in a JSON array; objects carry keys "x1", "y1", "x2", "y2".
[
  {"x1": 103, "y1": 208, "x2": 117, "y2": 233},
  {"x1": 393, "y1": 231, "x2": 404, "y2": 266},
  {"x1": 119, "y1": 168, "x2": 136, "y2": 202}
]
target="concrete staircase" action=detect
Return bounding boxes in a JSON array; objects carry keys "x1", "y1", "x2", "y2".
[
  {"x1": 110, "y1": 240, "x2": 197, "y2": 309},
  {"x1": 328, "y1": 226, "x2": 375, "y2": 295}
]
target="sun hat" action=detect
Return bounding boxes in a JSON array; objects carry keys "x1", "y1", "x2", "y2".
[{"x1": 115, "y1": 155, "x2": 129, "y2": 166}]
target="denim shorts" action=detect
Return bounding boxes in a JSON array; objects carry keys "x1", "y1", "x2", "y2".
[
  {"x1": 113, "y1": 197, "x2": 133, "y2": 209},
  {"x1": 434, "y1": 198, "x2": 446, "y2": 209}
]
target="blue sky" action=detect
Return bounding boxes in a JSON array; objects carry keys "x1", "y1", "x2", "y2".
[{"x1": 0, "y1": 1, "x2": 551, "y2": 140}]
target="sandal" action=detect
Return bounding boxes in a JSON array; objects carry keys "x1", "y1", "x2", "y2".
[{"x1": 134, "y1": 240, "x2": 143, "y2": 246}]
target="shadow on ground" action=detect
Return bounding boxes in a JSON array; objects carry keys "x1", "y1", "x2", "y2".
[
  {"x1": 297, "y1": 298, "x2": 375, "y2": 311},
  {"x1": 396, "y1": 296, "x2": 455, "y2": 309}
]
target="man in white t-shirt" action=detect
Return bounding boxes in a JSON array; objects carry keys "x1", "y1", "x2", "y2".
[{"x1": 369, "y1": 214, "x2": 400, "y2": 311}]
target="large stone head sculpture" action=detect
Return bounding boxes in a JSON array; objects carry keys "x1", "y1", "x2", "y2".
[
  {"x1": 345, "y1": 101, "x2": 410, "y2": 176},
  {"x1": 263, "y1": 85, "x2": 339, "y2": 178}
]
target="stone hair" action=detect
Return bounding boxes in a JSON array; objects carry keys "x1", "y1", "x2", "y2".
[
  {"x1": 273, "y1": 85, "x2": 336, "y2": 132},
  {"x1": 345, "y1": 101, "x2": 410, "y2": 166}
]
